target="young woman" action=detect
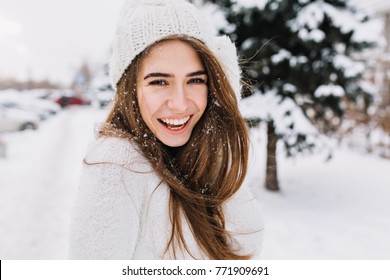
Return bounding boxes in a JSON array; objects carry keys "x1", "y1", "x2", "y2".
[{"x1": 69, "y1": 0, "x2": 263, "y2": 260}]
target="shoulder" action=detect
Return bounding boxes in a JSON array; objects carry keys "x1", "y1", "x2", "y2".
[
  {"x1": 74, "y1": 136, "x2": 161, "y2": 216},
  {"x1": 80, "y1": 136, "x2": 159, "y2": 199},
  {"x1": 85, "y1": 136, "x2": 152, "y2": 172}
]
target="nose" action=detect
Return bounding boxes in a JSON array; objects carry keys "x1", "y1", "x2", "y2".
[{"x1": 166, "y1": 84, "x2": 188, "y2": 112}]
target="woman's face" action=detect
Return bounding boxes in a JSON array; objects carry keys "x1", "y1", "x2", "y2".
[{"x1": 136, "y1": 39, "x2": 208, "y2": 147}]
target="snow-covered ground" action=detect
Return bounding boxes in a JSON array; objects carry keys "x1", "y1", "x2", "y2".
[
  {"x1": 247, "y1": 127, "x2": 390, "y2": 259},
  {"x1": 0, "y1": 107, "x2": 106, "y2": 259},
  {"x1": 0, "y1": 107, "x2": 389, "y2": 259}
]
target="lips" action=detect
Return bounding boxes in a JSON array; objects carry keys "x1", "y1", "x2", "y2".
[{"x1": 158, "y1": 116, "x2": 191, "y2": 131}]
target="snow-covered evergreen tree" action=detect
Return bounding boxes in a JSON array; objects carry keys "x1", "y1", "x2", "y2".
[{"x1": 201, "y1": 0, "x2": 380, "y2": 191}]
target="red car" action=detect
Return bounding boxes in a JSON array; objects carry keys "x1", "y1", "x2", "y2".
[{"x1": 54, "y1": 96, "x2": 91, "y2": 108}]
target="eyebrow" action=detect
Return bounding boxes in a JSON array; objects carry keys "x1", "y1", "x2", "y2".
[
  {"x1": 187, "y1": 70, "x2": 207, "y2": 77},
  {"x1": 143, "y1": 70, "x2": 207, "y2": 80}
]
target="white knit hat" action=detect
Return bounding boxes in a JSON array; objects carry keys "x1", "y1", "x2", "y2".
[{"x1": 110, "y1": 0, "x2": 242, "y2": 100}]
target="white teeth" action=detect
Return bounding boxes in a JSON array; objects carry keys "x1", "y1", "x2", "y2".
[{"x1": 161, "y1": 116, "x2": 190, "y2": 126}]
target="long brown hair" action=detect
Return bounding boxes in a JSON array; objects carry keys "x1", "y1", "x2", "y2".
[{"x1": 99, "y1": 35, "x2": 250, "y2": 259}]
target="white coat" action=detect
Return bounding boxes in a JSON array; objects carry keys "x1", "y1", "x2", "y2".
[{"x1": 69, "y1": 136, "x2": 264, "y2": 259}]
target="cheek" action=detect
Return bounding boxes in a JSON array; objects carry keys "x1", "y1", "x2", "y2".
[
  {"x1": 137, "y1": 88, "x2": 162, "y2": 121},
  {"x1": 195, "y1": 90, "x2": 208, "y2": 114}
]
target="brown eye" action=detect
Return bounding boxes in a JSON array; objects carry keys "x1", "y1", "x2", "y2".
[
  {"x1": 149, "y1": 79, "x2": 168, "y2": 86},
  {"x1": 188, "y1": 78, "x2": 206, "y2": 84}
]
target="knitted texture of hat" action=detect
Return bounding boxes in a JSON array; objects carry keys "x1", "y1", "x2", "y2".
[
  {"x1": 110, "y1": 0, "x2": 242, "y2": 101},
  {"x1": 110, "y1": 0, "x2": 212, "y2": 88}
]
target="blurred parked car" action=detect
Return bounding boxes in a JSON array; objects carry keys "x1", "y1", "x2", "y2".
[
  {"x1": 96, "y1": 91, "x2": 114, "y2": 108},
  {"x1": 0, "y1": 92, "x2": 61, "y2": 120},
  {"x1": 0, "y1": 104, "x2": 39, "y2": 132},
  {"x1": 89, "y1": 64, "x2": 115, "y2": 108},
  {"x1": 54, "y1": 95, "x2": 91, "y2": 108},
  {"x1": 1, "y1": 100, "x2": 47, "y2": 121},
  {"x1": 94, "y1": 84, "x2": 115, "y2": 108}
]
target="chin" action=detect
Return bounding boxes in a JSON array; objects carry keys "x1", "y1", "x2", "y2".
[{"x1": 159, "y1": 135, "x2": 191, "y2": 148}]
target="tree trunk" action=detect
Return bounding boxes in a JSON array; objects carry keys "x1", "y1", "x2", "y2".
[{"x1": 265, "y1": 120, "x2": 280, "y2": 191}]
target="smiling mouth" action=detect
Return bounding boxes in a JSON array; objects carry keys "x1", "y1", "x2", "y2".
[{"x1": 158, "y1": 116, "x2": 191, "y2": 131}]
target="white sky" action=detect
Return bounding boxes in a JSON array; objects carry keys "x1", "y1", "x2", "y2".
[{"x1": 0, "y1": 0, "x2": 125, "y2": 85}]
